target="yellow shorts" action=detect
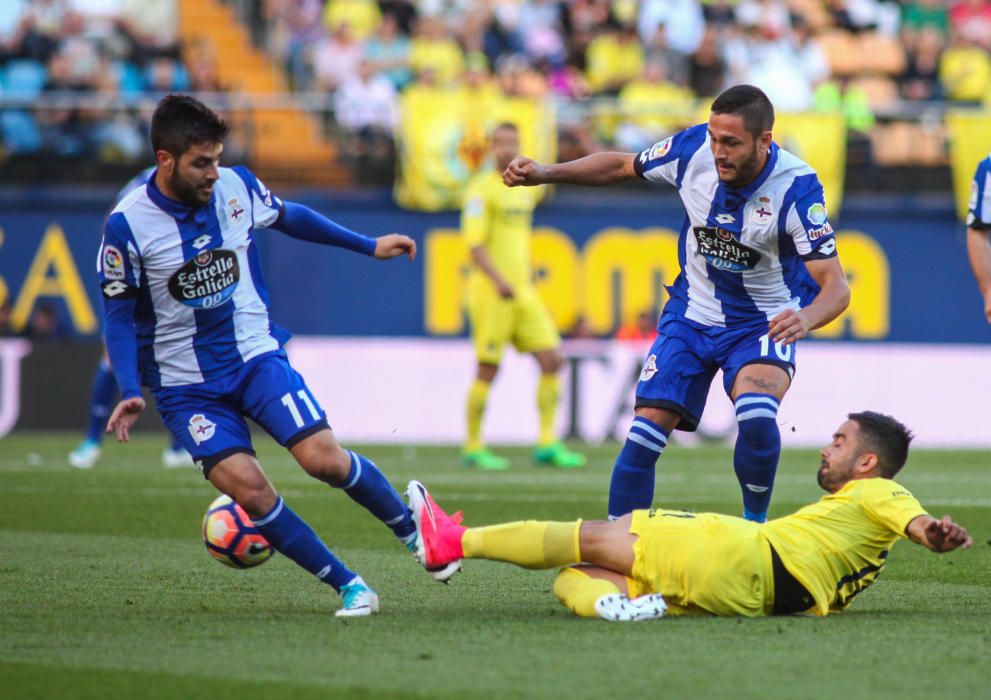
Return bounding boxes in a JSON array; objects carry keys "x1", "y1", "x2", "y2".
[
  {"x1": 467, "y1": 281, "x2": 560, "y2": 365},
  {"x1": 628, "y1": 509, "x2": 775, "y2": 617}
]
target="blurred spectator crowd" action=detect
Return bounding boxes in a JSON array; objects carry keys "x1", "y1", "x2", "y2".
[
  {"x1": 1, "y1": 0, "x2": 990, "y2": 172},
  {"x1": 260, "y1": 0, "x2": 991, "y2": 160},
  {"x1": 0, "y1": 0, "x2": 221, "y2": 161}
]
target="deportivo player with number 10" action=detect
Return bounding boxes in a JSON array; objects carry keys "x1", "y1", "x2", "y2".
[{"x1": 503, "y1": 85, "x2": 850, "y2": 523}]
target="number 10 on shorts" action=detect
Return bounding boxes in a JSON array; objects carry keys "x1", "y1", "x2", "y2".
[
  {"x1": 758, "y1": 334, "x2": 793, "y2": 362},
  {"x1": 281, "y1": 390, "x2": 321, "y2": 428}
]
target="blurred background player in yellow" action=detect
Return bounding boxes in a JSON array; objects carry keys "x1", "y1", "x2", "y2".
[{"x1": 461, "y1": 123, "x2": 585, "y2": 470}]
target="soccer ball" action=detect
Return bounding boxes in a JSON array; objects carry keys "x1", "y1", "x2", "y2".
[{"x1": 202, "y1": 495, "x2": 274, "y2": 568}]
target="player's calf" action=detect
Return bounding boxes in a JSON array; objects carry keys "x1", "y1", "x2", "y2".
[{"x1": 733, "y1": 393, "x2": 781, "y2": 522}]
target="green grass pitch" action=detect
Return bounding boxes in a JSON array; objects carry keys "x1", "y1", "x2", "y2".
[{"x1": 1, "y1": 433, "x2": 989, "y2": 699}]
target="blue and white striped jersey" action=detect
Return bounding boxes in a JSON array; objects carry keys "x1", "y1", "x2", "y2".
[
  {"x1": 968, "y1": 154, "x2": 991, "y2": 230},
  {"x1": 635, "y1": 123, "x2": 838, "y2": 328},
  {"x1": 97, "y1": 166, "x2": 286, "y2": 389}
]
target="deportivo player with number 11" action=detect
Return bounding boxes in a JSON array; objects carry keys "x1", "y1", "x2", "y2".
[
  {"x1": 98, "y1": 95, "x2": 458, "y2": 618},
  {"x1": 503, "y1": 85, "x2": 850, "y2": 523}
]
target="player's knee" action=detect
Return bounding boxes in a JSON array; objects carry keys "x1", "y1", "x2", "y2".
[
  {"x1": 298, "y1": 443, "x2": 352, "y2": 485},
  {"x1": 232, "y1": 482, "x2": 278, "y2": 520},
  {"x1": 477, "y1": 363, "x2": 499, "y2": 382},
  {"x1": 578, "y1": 519, "x2": 615, "y2": 558},
  {"x1": 538, "y1": 351, "x2": 563, "y2": 373}
]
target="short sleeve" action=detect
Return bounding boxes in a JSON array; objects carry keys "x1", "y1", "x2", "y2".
[
  {"x1": 461, "y1": 180, "x2": 489, "y2": 248},
  {"x1": 785, "y1": 174, "x2": 837, "y2": 261},
  {"x1": 967, "y1": 157, "x2": 991, "y2": 230},
  {"x1": 232, "y1": 165, "x2": 285, "y2": 229},
  {"x1": 98, "y1": 213, "x2": 141, "y2": 300},
  {"x1": 860, "y1": 480, "x2": 929, "y2": 539},
  {"x1": 633, "y1": 123, "x2": 707, "y2": 188}
]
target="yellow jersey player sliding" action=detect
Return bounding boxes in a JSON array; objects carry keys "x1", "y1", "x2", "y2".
[
  {"x1": 460, "y1": 122, "x2": 585, "y2": 470},
  {"x1": 407, "y1": 411, "x2": 971, "y2": 620}
]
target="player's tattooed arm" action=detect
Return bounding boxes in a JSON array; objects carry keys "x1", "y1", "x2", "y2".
[
  {"x1": 503, "y1": 153, "x2": 638, "y2": 187},
  {"x1": 906, "y1": 514, "x2": 972, "y2": 553}
]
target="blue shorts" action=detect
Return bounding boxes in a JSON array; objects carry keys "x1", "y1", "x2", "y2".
[
  {"x1": 635, "y1": 314, "x2": 796, "y2": 431},
  {"x1": 154, "y1": 349, "x2": 328, "y2": 476}
]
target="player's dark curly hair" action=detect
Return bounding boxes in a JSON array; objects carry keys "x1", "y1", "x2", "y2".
[
  {"x1": 151, "y1": 94, "x2": 230, "y2": 157},
  {"x1": 848, "y1": 411, "x2": 914, "y2": 478},
  {"x1": 711, "y1": 85, "x2": 775, "y2": 138}
]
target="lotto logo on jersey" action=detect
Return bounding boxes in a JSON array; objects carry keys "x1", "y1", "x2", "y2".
[
  {"x1": 188, "y1": 414, "x2": 216, "y2": 445},
  {"x1": 102, "y1": 245, "x2": 124, "y2": 280},
  {"x1": 167, "y1": 249, "x2": 240, "y2": 309}
]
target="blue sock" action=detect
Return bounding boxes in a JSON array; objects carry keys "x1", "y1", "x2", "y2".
[
  {"x1": 339, "y1": 451, "x2": 416, "y2": 543},
  {"x1": 734, "y1": 393, "x2": 781, "y2": 523},
  {"x1": 168, "y1": 433, "x2": 184, "y2": 452},
  {"x1": 608, "y1": 416, "x2": 669, "y2": 519},
  {"x1": 252, "y1": 496, "x2": 356, "y2": 591},
  {"x1": 85, "y1": 360, "x2": 118, "y2": 443}
]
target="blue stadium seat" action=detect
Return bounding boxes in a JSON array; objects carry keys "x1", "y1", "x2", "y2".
[
  {"x1": 0, "y1": 111, "x2": 43, "y2": 153},
  {"x1": 3, "y1": 59, "x2": 47, "y2": 99},
  {"x1": 114, "y1": 61, "x2": 147, "y2": 94}
]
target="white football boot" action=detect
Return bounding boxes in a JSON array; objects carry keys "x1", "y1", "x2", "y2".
[
  {"x1": 335, "y1": 575, "x2": 380, "y2": 618},
  {"x1": 594, "y1": 593, "x2": 668, "y2": 622}
]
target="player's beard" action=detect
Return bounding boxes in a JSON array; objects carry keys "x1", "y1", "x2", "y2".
[
  {"x1": 169, "y1": 168, "x2": 213, "y2": 207},
  {"x1": 720, "y1": 145, "x2": 763, "y2": 188}
]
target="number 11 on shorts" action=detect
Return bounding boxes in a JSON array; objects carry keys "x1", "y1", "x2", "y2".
[
  {"x1": 281, "y1": 390, "x2": 321, "y2": 428},
  {"x1": 758, "y1": 334, "x2": 793, "y2": 362}
]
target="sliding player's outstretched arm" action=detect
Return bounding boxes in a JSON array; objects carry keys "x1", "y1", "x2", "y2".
[
  {"x1": 906, "y1": 514, "x2": 972, "y2": 553},
  {"x1": 503, "y1": 152, "x2": 638, "y2": 188},
  {"x1": 271, "y1": 201, "x2": 416, "y2": 261}
]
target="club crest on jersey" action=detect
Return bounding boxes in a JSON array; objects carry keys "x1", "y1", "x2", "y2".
[
  {"x1": 226, "y1": 197, "x2": 245, "y2": 224},
  {"x1": 102, "y1": 245, "x2": 124, "y2": 280},
  {"x1": 188, "y1": 414, "x2": 216, "y2": 445},
  {"x1": 640, "y1": 354, "x2": 658, "y2": 381},
  {"x1": 807, "y1": 203, "x2": 828, "y2": 226},
  {"x1": 693, "y1": 227, "x2": 762, "y2": 271},
  {"x1": 751, "y1": 197, "x2": 773, "y2": 224},
  {"x1": 167, "y1": 248, "x2": 240, "y2": 309}
]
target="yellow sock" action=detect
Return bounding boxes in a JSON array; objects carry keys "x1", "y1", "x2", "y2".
[
  {"x1": 461, "y1": 520, "x2": 582, "y2": 569},
  {"x1": 465, "y1": 378, "x2": 491, "y2": 452},
  {"x1": 537, "y1": 374, "x2": 560, "y2": 447},
  {"x1": 553, "y1": 567, "x2": 622, "y2": 618}
]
